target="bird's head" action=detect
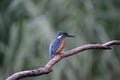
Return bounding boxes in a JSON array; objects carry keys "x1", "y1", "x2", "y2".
[{"x1": 56, "y1": 31, "x2": 75, "y2": 38}]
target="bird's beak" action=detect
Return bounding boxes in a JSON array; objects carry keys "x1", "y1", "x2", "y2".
[{"x1": 67, "y1": 34, "x2": 75, "y2": 37}]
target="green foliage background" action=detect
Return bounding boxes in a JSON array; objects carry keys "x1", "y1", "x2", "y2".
[{"x1": 0, "y1": 0, "x2": 120, "y2": 80}]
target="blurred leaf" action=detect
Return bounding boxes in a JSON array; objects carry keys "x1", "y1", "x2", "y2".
[{"x1": 0, "y1": 0, "x2": 120, "y2": 80}]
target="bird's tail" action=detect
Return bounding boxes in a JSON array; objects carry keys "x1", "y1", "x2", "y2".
[
  {"x1": 49, "y1": 53, "x2": 54, "y2": 60},
  {"x1": 49, "y1": 53, "x2": 53, "y2": 60},
  {"x1": 49, "y1": 55, "x2": 52, "y2": 60}
]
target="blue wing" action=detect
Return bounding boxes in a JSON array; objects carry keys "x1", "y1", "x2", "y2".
[{"x1": 49, "y1": 38, "x2": 62, "y2": 59}]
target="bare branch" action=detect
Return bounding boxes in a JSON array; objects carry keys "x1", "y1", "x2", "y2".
[{"x1": 6, "y1": 40, "x2": 120, "y2": 80}]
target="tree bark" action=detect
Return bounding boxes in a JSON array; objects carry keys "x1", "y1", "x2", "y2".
[{"x1": 6, "y1": 40, "x2": 120, "y2": 80}]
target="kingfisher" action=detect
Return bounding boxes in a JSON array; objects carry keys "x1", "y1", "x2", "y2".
[{"x1": 49, "y1": 31, "x2": 75, "y2": 59}]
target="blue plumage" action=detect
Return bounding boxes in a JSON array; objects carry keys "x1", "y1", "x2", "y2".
[
  {"x1": 49, "y1": 31, "x2": 75, "y2": 59},
  {"x1": 49, "y1": 38, "x2": 62, "y2": 59}
]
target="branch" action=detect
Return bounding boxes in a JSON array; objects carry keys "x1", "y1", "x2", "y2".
[{"x1": 6, "y1": 40, "x2": 120, "y2": 80}]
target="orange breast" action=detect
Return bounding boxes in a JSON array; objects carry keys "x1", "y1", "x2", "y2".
[{"x1": 57, "y1": 39, "x2": 65, "y2": 55}]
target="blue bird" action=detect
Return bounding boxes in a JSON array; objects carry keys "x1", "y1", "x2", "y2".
[{"x1": 49, "y1": 31, "x2": 75, "y2": 59}]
